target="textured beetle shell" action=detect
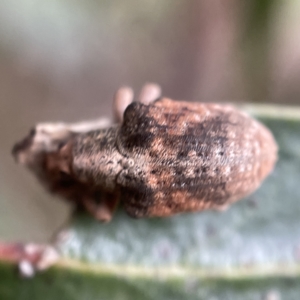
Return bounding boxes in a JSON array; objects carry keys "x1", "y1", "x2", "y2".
[
  {"x1": 12, "y1": 95, "x2": 278, "y2": 220},
  {"x1": 114, "y1": 98, "x2": 277, "y2": 218}
]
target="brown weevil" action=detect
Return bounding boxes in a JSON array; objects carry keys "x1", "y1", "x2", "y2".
[{"x1": 12, "y1": 83, "x2": 278, "y2": 222}]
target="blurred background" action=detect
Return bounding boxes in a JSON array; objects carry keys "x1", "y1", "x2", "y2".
[{"x1": 1, "y1": 0, "x2": 300, "y2": 242}]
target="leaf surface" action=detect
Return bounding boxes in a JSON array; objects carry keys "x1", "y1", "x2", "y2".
[{"x1": 1, "y1": 104, "x2": 300, "y2": 300}]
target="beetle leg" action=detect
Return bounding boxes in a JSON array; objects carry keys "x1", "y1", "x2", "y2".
[
  {"x1": 138, "y1": 83, "x2": 162, "y2": 105},
  {"x1": 113, "y1": 86, "x2": 134, "y2": 123},
  {"x1": 83, "y1": 192, "x2": 119, "y2": 222},
  {"x1": 213, "y1": 203, "x2": 229, "y2": 212}
]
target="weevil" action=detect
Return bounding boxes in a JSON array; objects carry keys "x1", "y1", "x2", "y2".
[{"x1": 12, "y1": 83, "x2": 277, "y2": 222}]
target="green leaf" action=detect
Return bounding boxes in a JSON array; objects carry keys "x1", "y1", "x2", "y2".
[{"x1": 1, "y1": 104, "x2": 300, "y2": 300}]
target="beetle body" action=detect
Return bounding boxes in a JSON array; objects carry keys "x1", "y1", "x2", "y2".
[
  {"x1": 13, "y1": 85, "x2": 277, "y2": 221},
  {"x1": 71, "y1": 97, "x2": 277, "y2": 218},
  {"x1": 123, "y1": 99, "x2": 276, "y2": 217}
]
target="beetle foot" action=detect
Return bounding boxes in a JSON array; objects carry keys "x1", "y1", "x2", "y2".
[
  {"x1": 83, "y1": 192, "x2": 119, "y2": 223},
  {"x1": 113, "y1": 83, "x2": 161, "y2": 123},
  {"x1": 138, "y1": 83, "x2": 161, "y2": 105}
]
